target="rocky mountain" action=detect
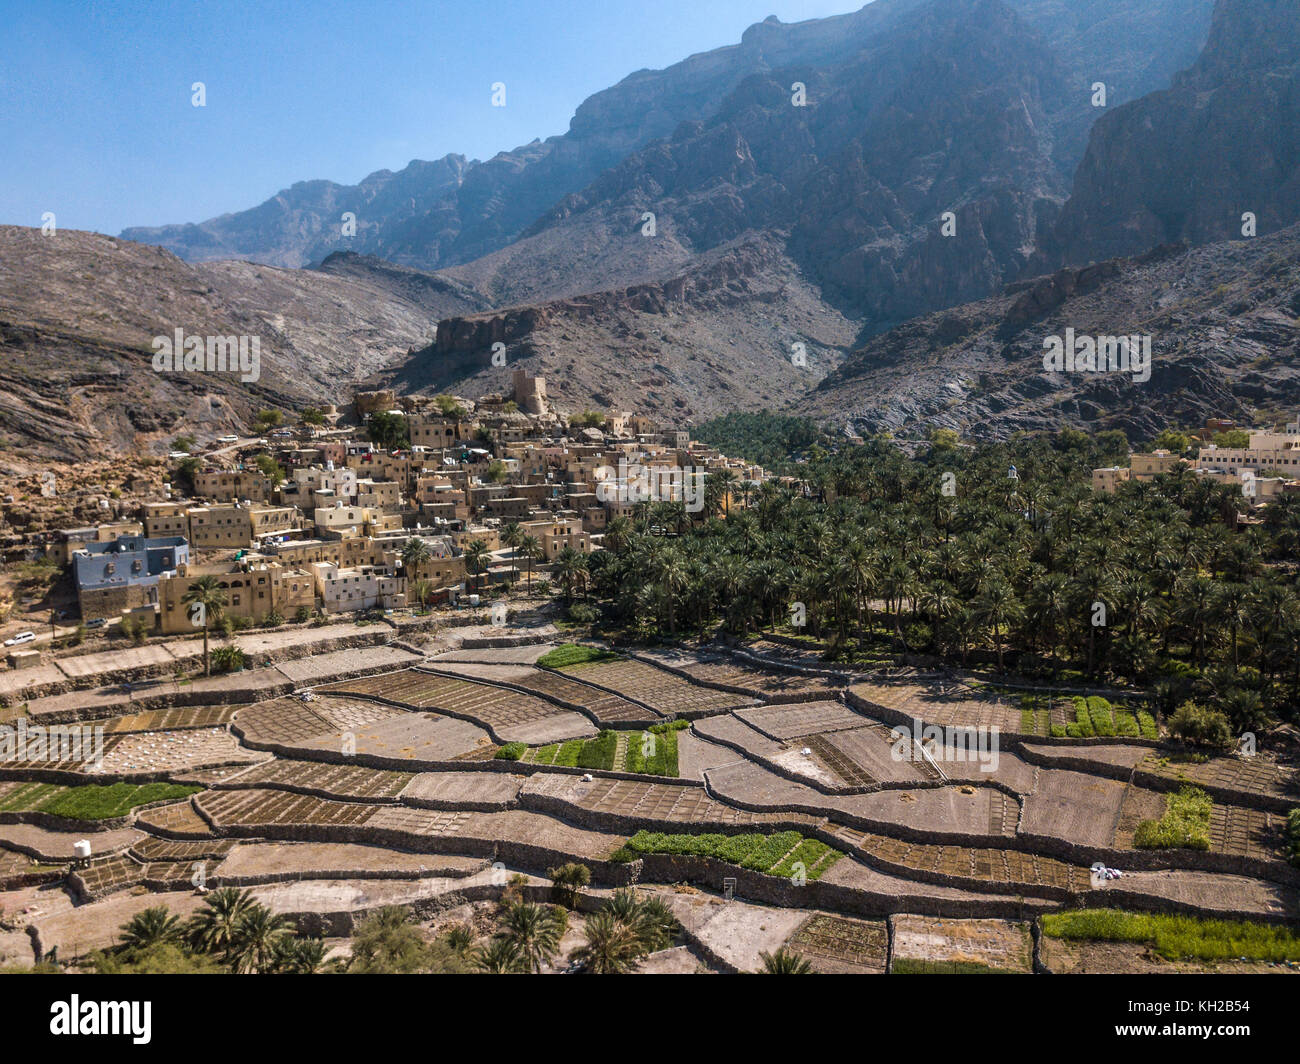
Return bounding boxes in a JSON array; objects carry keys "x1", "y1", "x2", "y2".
[
  {"x1": 382, "y1": 235, "x2": 860, "y2": 421},
  {"x1": 0, "y1": 227, "x2": 482, "y2": 461},
  {"x1": 799, "y1": 224, "x2": 1300, "y2": 441},
  {"x1": 120, "y1": 0, "x2": 1215, "y2": 288},
  {"x1": 26, "y1": 0, "x2": 1300, "y2": 460},
  {"x1": 1045, "y1": 0, "x2": 1300, "y2": 266}
]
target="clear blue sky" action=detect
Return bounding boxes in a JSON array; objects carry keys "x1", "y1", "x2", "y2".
[{"x1": 0, "y1": 0, "x2": 862, "y2": 235}]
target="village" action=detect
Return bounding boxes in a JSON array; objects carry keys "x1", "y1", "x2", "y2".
[{"x1": 0, "y1": 368, "x2": 763, "y2": 660}]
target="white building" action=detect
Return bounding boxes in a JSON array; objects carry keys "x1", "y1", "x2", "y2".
[
  {"x1": 310, "y1": 562, "x2": 405, "y2": 614},
  {"x1": 1197, "y1": 428, "x2": 1300, "y2": 475}
]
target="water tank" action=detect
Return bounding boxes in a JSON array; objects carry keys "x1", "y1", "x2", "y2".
[
  {"x1": 468, "y1": 594, "x2": 480, "y2": 607},
  {"x1": 73, "y1": 839, "x2": 92, "y2": 859}
]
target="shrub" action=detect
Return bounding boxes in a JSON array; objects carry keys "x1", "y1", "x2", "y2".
[
  {"x1": 1285, "y1": 809, "x2": 1300, "y2": 869},
  {"x1": 575, "y1": 730, "x2": 618, "y2": 770},
  {"x1": 494, "y1": 742, "x2": 527, "y2": 761},
  {"x1": 567, "y1": 602, "x2": 599, "y2": 625},
  {"x1": 1168, "y1": 701, "x2": 1233, "y2": 749},
  {"x1": 210, "y1": 646, "x2": 245, "y2": 673},
  {"x1": 1071, "y1": 696, "x2": 1095, "y2": 738}
]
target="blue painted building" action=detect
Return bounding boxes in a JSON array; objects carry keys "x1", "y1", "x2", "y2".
[{"x1": 72, "y1": 534, "x2": 189, "y2": 618}]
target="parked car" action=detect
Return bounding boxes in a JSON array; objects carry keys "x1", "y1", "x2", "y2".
[
  {"x1": 217, "y1": 434, "x2": 239, "y2": 443},
  {"x1": 4, "y1": 631, "x2": 36, "y2": 646},
  {"x1": 84, "y1": 617, "x2": 108, "y2": 629}
]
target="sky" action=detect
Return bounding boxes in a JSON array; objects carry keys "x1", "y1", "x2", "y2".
[{"x1": 0, "y1": 0, "x2": 863, "y2": 235}]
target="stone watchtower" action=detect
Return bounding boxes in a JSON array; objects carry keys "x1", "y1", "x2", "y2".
[{"x1": 511, "y1": 369, "x2": 547, "y2": 416}]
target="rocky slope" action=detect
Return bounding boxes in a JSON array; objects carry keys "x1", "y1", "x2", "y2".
[
  {"x1": 382, "y1": 235, "x2": 860, "y2": 421},
  {"x1": 799, "y1": 225, "x2": 1300, "y2": 441},
  {"x1": 1045, "y1": 0, "x2": 1300, "y2": 266},
  {"x1": 0, "y1": 227, "x2": 481, "y2": 461}
]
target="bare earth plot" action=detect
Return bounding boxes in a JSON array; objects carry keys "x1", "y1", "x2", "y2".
[
  {"x1": 850, "y1": 681, "x2": 1022, "y2": 733},
  {"x1": 275, "y1": 645, "x2": 422, "y2": 685},
  {"x1": 705, "y1": 759, "x2": 1020, "y2": 839},
  {"x1": 1019, "y1": 768, "x2": 1129, "y2": 849},
  {"x1": 556, "y1": 658, "x2": 756, "y2": 717},
  {"x1": 891, "y1": 916, "x2": 1033, "y2": 973},
  {"x1": 423, "y1": 661, "x2": 660, "y2": 726},
  {"x1": 633, "y1": 648, "x2": 848, "y2": 701},
  {"x1": 783, "y1": 912, "x2": 889, "y2": 973},
  {"x1": 93, "y1": 727, "x2": 267, "y2": 775},
  {"x1": 736, "y1": 701, "x2": 873, "y2": 740},
  {"x1": 429, "y1": 643, "x2": 556, "y2": 665},
  {"x1": 399, "y1": 771, "x2": 524, "y2": 809},
  {"x1": 295, "y1": 712, "x2": 497, "y2": 763},
  {"x1": 214, "y1": 841, "x2": 483, "y2": 880},
  {"x1": 324, "y1": 670, "x2": 595, "y2": 743}
]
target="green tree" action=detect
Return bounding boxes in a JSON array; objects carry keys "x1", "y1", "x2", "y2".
[
  {"x1": 181, "y1": 575, "x2": 227, "y2": 677},
  {"x1": 759, "y1": 947, "x2": 814, "y2": 974},
  {"x1": 227, "y1": 905, "x2": 296, "y2": 974},
  {"x1": 547, "y1": 862, "x2": 591, "y2": 908},
  {"x1": 464, "y1": 539, "x2": 492, "y2": 590},
  {"x1": 497, "y1": 901, "x2": 565, "y2": 973},
  {"x1": 187, "y1": 887, "x2": 259, "y2": 958},
  {"x1": 119, "y1": 906, "x2": 185, "y2": 954},
  {"x1": 368, "y1": 410, "x2": 409, "y2": 450}
]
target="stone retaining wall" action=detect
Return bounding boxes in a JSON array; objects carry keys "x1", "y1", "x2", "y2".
[{"x1": 7, "y1": 627, "x2": 395, "y2": 704}]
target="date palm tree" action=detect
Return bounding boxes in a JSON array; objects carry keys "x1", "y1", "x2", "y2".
[
  {"x1": 553, "y1": 546, "x2": 590, "y2": 604},
  {"x1": 119, "y1": 906, "x2": 184, "y2": 954},
  {"x1": 474, "y1": 935, "x2": 525, "y2": 973},
  {"x1": 759, "y1": 947, "x2": 813, "y2": 974},
  {"x1": 463, "y1": 538, "x2": 492, "y2": 592},
  {"x1": 519, "y1": 534, "x2": 542, "y2": 591},
  {"x1": 501, "y1": 521, "x2": 523, "y2": 580},
  {"x1": 187, "y1": 886, "x2": 258, "y2": 958},
  {"x1": 227, "y1": 904, "x2": 296, "y2": 974},
  {"x1": 973, "y1": 581, "x2": 1022, "y2": 674},
  {"x1": 400, "y1": 535, "x2": 432, "y2": 577},
  {"x1": 181, "y1": 575, "x2": 226, "y2": 676},
  {"x1": 569, "y1": 909, "x2": 642, "y2": 974},
  {"x1": 497, "y1": 901, "x2": 564, "y2": 973}
]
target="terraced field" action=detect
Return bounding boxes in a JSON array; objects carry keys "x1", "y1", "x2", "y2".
[
  {"x1": 424, "y1": 663, "x2": 661, "y2": 726},
  {"x1": 554, "y1": 658, "x2": 755, "y2": 717},
  {"x1": 324, "y1": 670, "x2": 593, "y2": 743},
  {"x1": 4, "y1": 638, "x2": 1300, "y2": 975},
  {"x1": 634, "y1": 649, "x2": 848, "y2": 701}
]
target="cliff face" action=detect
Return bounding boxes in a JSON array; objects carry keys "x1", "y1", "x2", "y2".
[
  {"x1": 119, "y1": 0, "x2": 1216, "y2": 285},
  {"x1": 1046, "y1": 0, "x2": 1300, "y2": 266}
]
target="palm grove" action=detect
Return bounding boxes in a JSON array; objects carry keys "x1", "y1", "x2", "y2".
[{"x1": 588, "y1": 429, "x2": 1300, "y2": 740}]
